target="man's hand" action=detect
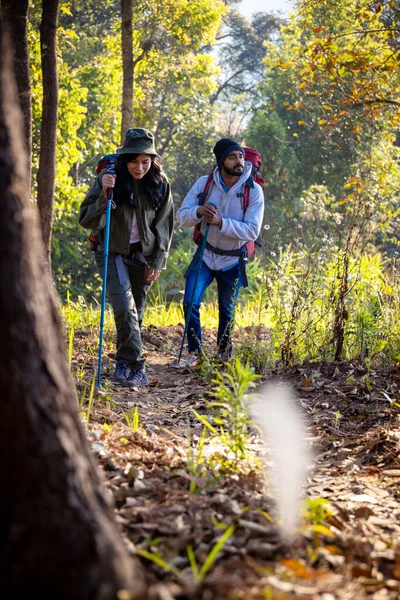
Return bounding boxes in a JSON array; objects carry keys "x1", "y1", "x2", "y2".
[
  {"x1": 197, "y1": 202, "x2": 222, "y2": 228},
  {"x1": 101, "y1": 173, "x2": 116, "y2": 195},
  {"x1": 144, "y1": 265, "x2": 161, "y2": 284}
]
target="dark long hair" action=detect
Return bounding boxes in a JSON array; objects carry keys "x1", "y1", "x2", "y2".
[{"x1": 114, "y1": 153, "x2": 165, "y2": 211}]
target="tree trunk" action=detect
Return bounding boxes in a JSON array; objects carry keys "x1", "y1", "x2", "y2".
[
  {"x1": 121, "y1": 0, "x2": 133, "y2": 142},
  {"x1": 36, "y1": 0, "x2": 59, "y2": 267},
  {"x1": 0, "y1": 0, "x2": 31, "y2": 188},
  {"x1": 0, "y1": 22, "x2": 146, "y2": 600}
]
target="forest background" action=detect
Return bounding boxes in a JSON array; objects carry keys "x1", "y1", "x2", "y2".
[
  {"x1": 23, "y1": 0, "x2": 400, "y2": 367},
  {"x1": 3, "y1": 1, "x2": 400, "y2": 596}
]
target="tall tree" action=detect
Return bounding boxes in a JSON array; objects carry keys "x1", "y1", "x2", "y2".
[
  {"x1": 0, "y1": 22, "x2": 145, "y2": 599},
  {"x1": 121, "y1": 0, "x2": 133, "y2": 141},
  {"x1": 0, "y1": 0, "x2": 31, "y2": 186},
  {"x1": 36, "y1": 0, "x2": 60, "y2": 266},
  {"x1": 211, "y1": 10, "x2": 282, "y2": 106}
]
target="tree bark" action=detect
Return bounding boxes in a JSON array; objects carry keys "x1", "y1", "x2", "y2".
[
  {"x1": 36, "y1": 0, "x2": 59, "y2": 267},
  {"x1": 0, "y1": 0, "x2": 31, "y2": 188},
  {"x1": 0, "y1": 22, "x2": 145, "y2": 600},
  {"x1": 121, "y1": 0, "x2": 133, "y2": 142}
]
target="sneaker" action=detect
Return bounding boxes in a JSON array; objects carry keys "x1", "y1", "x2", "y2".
[
  {"x1": 122, "y1": 367, "x2": 149, "y2": 388},
  {"x1": 113, "y1": 361, "x2": 130, "y2": 383},
  {"x1": 180, "y1": 352, "x2": 199, "y2": 368}
]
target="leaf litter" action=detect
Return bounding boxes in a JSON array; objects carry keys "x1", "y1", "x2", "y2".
[{"x1": 72, "y1": 325, "x2": 400, "y2": 599}]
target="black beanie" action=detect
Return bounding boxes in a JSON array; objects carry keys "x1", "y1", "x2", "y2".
[{"x1": 213, "y1": 138, "x2": 244, "y2": 167}]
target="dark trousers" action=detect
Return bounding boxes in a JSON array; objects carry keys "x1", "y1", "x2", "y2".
[
  {"x1": 95, "y1": 250, "x2": 150, "y2": 369},
  {"x1": 183, "y1": 260, "x2": 243, "y2": 355}
]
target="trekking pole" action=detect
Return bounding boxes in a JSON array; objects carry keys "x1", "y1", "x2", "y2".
[
  {"x1": 177, "y1": 203, "x2": 216, "y2": 365},
  {"x1": 96, "y1": 177, "x2": 114, "y2": 388}
]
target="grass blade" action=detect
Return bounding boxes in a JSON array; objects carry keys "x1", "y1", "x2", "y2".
[{"x1": 199, "y1": 523, "x2": 236, "y2": 580}]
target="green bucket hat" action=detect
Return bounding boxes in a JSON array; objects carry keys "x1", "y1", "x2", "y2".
[{"x1": 116, "y1": 127, "x2": 158, "y2": 156}]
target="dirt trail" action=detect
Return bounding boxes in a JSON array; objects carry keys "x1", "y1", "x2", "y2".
[{"x1": 77, "y1": 326, "x2": 400, "y2": 600}]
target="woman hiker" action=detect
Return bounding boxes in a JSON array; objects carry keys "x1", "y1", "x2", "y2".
[{"x1": 79, "y1": 127, "x2": 174, "y2": 387}]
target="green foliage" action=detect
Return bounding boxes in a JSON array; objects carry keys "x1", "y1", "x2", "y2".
[
  {"x1": 194, "y1": 359, "x2": 260, "y2": 466},
  {"x1": 61, "y1": 295, "x2": 114, "y2": 335},
  {"x1": 29, "y1": 0, "x2": 229, "y2": 295},
  {"x1": 61, "y1": 241, "x2": 400, "y2": 370},
  {"x1": 235, "y1": 337, "x2": 275, "y2": 375},
  {"x1": 302, "y1": 497, "x2": 333, "y2": 526},
  {"x1": 301, "y1": 497, "x2": 334, "y2": 553},
  {"x1": 260, "y1": 241, "x2": 400, "y2": 365},
  {"x1": 135, "y1": 549, "x2": 182, "y2": 581},
  {"x1": 186, "y1": 425, "x2": 209, "y2": 493},
  {"x1": 292, "y1": 0, "x2": 400, "y2": 127},
  {"x1": 245, "y1": 0, "x2": 400, "y2": 253},
  {"x1": 137, "y1": 522, "x2": 236, "y2": 586},
  {"x1": 120, "y1": 406, "x2": 141, "y2": 430},
  {"x1": 79, "y1": 370, "x2": 96, "y2": 426},
  {"x1": 186, "y1": 523, "x2": 236, "y2": 584},
  {"x1": 28, "y1": 0, "x2": 400, "y2": 373},
  {"x1": 211, "y1": 9, "x2": 283, "y2": 116},
  {"x1": 246, "y1": 110, "x2": 300, "y2": 201}
]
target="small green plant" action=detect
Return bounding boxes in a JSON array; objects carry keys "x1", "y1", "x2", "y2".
[
  {"x1": 136, "y1": 523, "x2": 236, "y2": 587},
  {"x1": 186, "y1": 425, "x2": 209, "y2": 493},
  {"x1": 186, "y1": 523, "x2": 236, "y2": 584},
  {"x1": 301, "y1": 497, "x2": 334, "y2": 560},
  {"x1": 362, "y1": 375, "x2": 373, "y2": 391},
  {"x1": 135, "y1": 549, "x2": 183, "y2": 582},
  {"x1": 68, "y1": 325, "x2": 74, "y2": 369},
  {"x1": 332, "y1": 411, "x2": 342, "y2": 428},
  {"x1": 75, "y1": 361, "x2": 87, "y2": 384},
  {"x1": 194, "y1": 358, "x2": 260, "y2": 468},
  {"x1": 79, "y1": 371, "x2": 96, "y2": 426},
  {"x1": 302, "y1": 497, "x2": 333, "y2": 526},
  {"x1": 78, "y1": 382, "x2": 87, "y2": 411},
  {"x1": 236, "y1": 338, "x2": 275, "y2": 374},
  {"x1": 96, "y1": 380, "x2": 116, "y2": 409},
  {"x1": 120, "y1": 405, "x2": 141, "y2": 430},
  {"x1": 381, "y1": 390, "x2": 400, "y2": 434},
  {"x1": 210, "y1": 359, "x2": 260, "y2": 463},
  {"x1": 192, "y1": 346, "x2": 216, "y2": 382}
]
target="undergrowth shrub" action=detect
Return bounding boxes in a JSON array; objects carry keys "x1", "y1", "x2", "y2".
[
  {"x1": 61, "y1": 247, "x2": 400, "y2": 369},
  {"x1": 193, "y1": 359, "x2": 260, "y2": 469}
]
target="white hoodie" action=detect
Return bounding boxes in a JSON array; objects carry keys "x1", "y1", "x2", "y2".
[{"x1": 176, "y1": 162, "x2": 265, "y2": 271}]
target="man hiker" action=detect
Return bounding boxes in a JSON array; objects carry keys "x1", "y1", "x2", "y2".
[{"x1": 176, "y1": 137, "x2": 264, "y2": 366}]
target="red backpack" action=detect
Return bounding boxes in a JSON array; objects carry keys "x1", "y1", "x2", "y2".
[{"x1": 193, "y1": 146, "x2": 264, "y2": 258}]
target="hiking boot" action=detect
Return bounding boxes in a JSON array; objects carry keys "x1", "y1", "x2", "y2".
[
  {"x1": 180, "y1": 352, "x2": 199, "y2": 368},
  {"x1": 122, "y1": 367, "x2": 149, "y2": 387},
  {"x1": 113, "y1": 361, "x2": 130, "y2": 383}
]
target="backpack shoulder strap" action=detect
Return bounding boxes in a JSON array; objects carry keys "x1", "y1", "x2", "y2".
[
  {"x1": 197, "y1": 169, "x2": 214, "y2": 206},
  {"x1": 239, "y1": 176, "x2": 254, "y2": 211},
  {"x1": 244, "y1": 185, "x2": 251, "y2": 211}
]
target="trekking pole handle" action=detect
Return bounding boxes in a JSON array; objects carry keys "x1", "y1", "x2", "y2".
[{"x1": 205, "y1": 200, "x2": 217, "y2": 211}]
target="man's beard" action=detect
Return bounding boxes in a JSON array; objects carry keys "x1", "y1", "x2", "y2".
[{"x1": 224, "y1": 164, "x2": 244, "y2": 176}]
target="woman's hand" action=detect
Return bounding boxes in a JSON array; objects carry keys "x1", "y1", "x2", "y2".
[
  {"x1": 101, "y1": 173, "x2": 116, "y2": 195},
  {"x1": 144, "y1": 265, "x2": 161, "y2": 284}
]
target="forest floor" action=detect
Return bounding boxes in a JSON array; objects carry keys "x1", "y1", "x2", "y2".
[{"x1": 74, "y1": 324, "x2": 400, "y2": 600}]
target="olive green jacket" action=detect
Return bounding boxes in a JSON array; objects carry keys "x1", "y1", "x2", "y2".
[{"x1": 79, "y1": 171, "x2": 174, "y2": 270}]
